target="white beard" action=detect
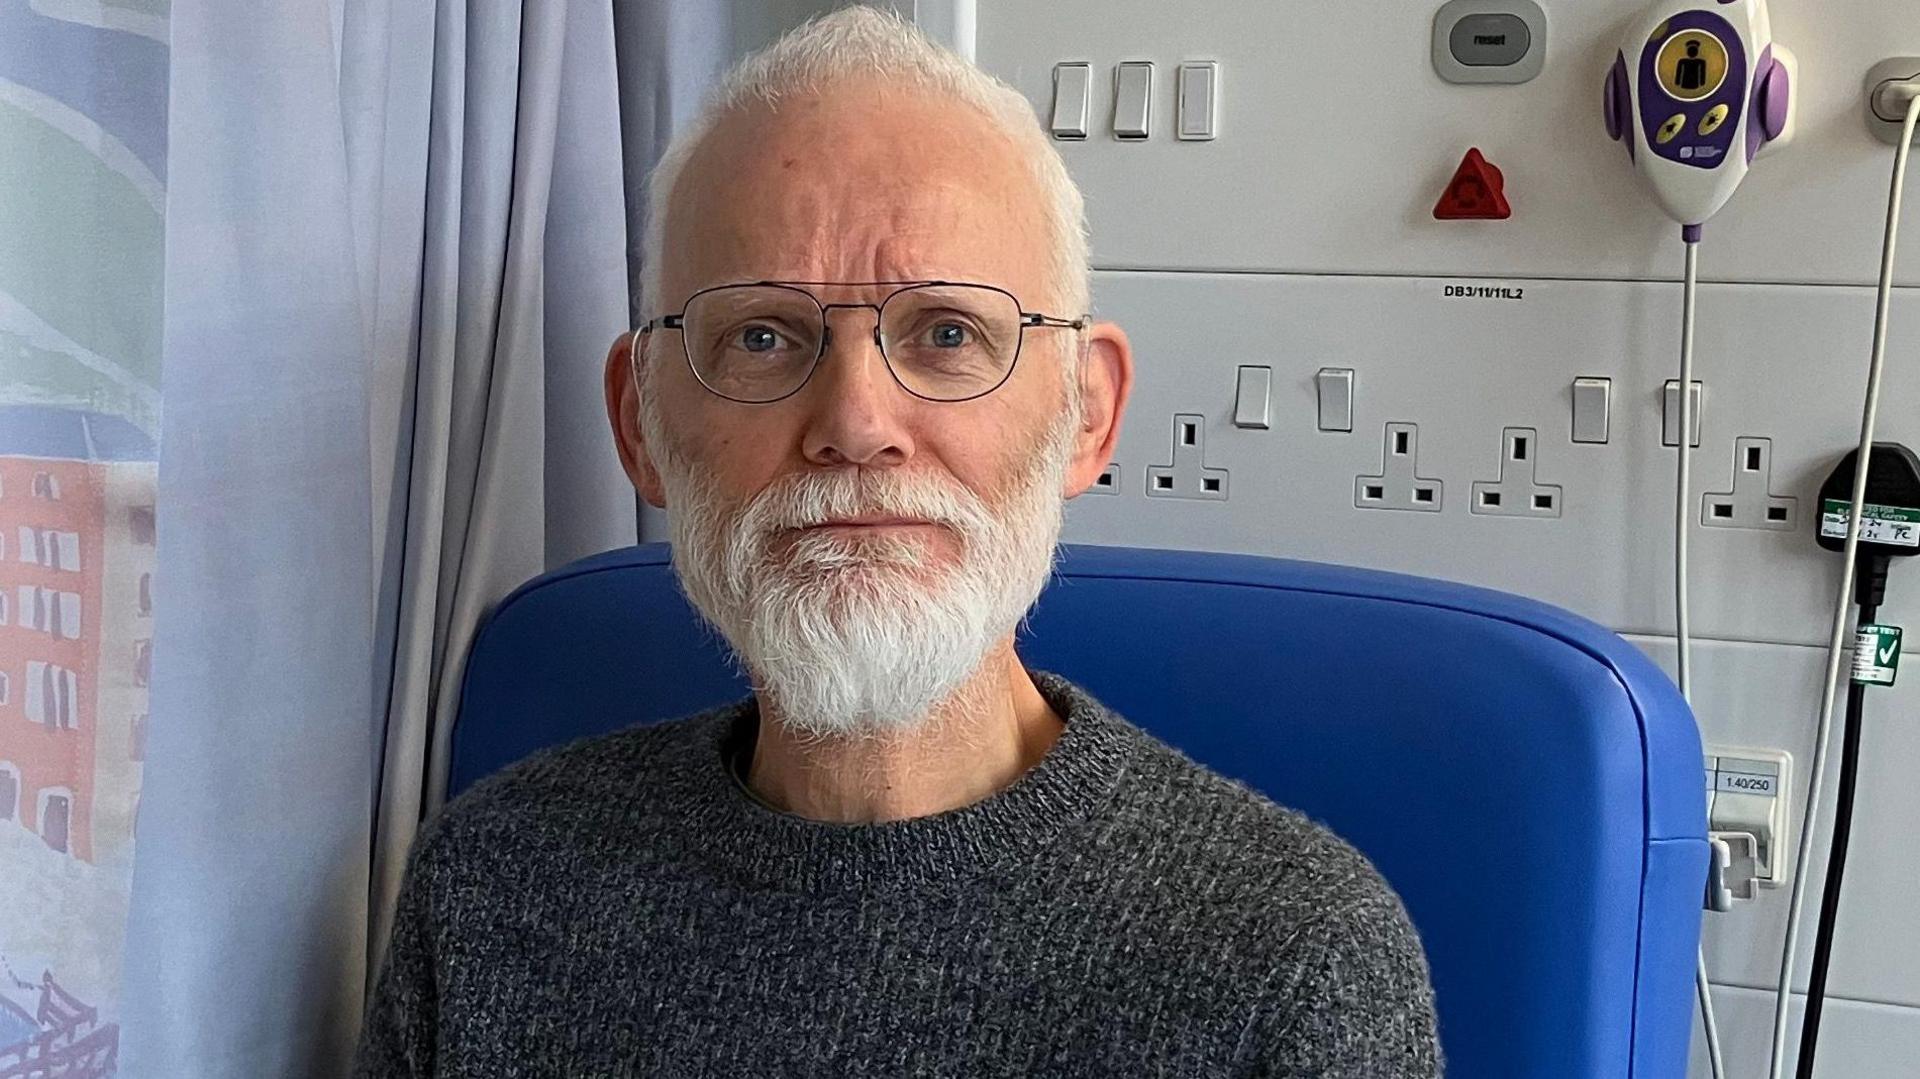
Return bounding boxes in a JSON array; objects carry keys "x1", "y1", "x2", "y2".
[{"x1": 652, "y1": 409, "x2": 1077, "y2": 741}]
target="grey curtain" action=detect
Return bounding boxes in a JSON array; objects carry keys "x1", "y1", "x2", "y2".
[
  {"x1": 614, "y1": 1, "x2": 738, "y2": 544},
  {"x1": 370, "y1": 0, "x2": 735, "y2": 977},
  {"x1": 117, "y1": 1, "x2": 727, "y2": 1075},
  {"x1": 121, "y1": 0, "x2": 382, "y2": 1072},
  {"x1": 363, "y1": 0, "x2": 636, "y2": 1000}
]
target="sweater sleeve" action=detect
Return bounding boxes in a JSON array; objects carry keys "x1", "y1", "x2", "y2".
[
  {"x1": 351, "y1": 823, "x2": 446, "y2": 1078},
  {"x1": 1240, "y1": 873, "x2": 1443, "y2": 1079}
]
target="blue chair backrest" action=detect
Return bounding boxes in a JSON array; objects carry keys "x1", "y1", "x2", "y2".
[{"x1": 451, "y1": 543, "x2": 1707, "y2": 1078}]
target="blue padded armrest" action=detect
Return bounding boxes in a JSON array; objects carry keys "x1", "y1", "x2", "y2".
[{"x1": 452, "y1": 543, "x2": 1707, "y2": 1079}]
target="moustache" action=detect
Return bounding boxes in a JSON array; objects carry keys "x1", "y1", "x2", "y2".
[{"x1": 741, "y1": 468, "x2": 990, "y2": 536}]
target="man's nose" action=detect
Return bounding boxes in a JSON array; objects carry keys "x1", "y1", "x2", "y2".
[{"x1": 798, "y1": 307, "x2": 915, "y2": 469}]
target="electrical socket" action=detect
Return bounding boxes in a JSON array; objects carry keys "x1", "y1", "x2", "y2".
[
  {"x1": 1702, "y1": 437, "x2": 1797, "y2": 530},
  {"x1": 1865, "y1": 58, "x2": 1920, "y2": 145},
  {"x1": 1471, "y1": 427, "x2": 1562, "y2": 518},
  {"x1": 1145, "y1": 414, "x2": 1228, "y2": 500},
  {"x1": 1355, "y1": 422, "x2": 1443, "y2": 512},
  {"x1": 1089, "y1": 463, "x2": 1120, "y2": 495}
]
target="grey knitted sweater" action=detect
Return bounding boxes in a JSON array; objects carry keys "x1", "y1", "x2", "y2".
[{"x1": 354, "y1": 672, "x2": 1440, "y2": 1077}]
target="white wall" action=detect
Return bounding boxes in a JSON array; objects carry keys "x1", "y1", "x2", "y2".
[{"x1": 969, "y1": 1, "x2": 1920, "y2": 1075}]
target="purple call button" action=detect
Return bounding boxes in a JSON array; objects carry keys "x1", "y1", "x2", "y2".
[{"x1": 1636, "y1": 9, "x2": 1747, "y2": 171}]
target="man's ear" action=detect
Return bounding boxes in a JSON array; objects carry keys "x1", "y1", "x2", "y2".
[
  {"x1": 604, "y1": 330, "x2": 668, "y2": 508},
  {"x1": 1062, "y1": 322, "x2": 1132, "y2": 498}
]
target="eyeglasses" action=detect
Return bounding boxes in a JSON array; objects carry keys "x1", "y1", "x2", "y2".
[{"x1": 639, "y1": 280, "x2": 1087, "y2": 404}]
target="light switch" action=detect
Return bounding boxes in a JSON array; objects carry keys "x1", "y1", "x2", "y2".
[
  {"x1": 1114, "y1": 61, "x2": 1152, "y2": 140},
  {"x1": 1662, "y1": 379, "x2": 1704, "y2": 448},
  {"x1": 1316, "y1": 368, "x2": 1354, "y2": 432},
  {"x1": 1233, "y1": 366, "x2": 1272, "y2": 429},
  {"x1": 1050, "y1": 62, "x2": 1090, "y2": 140},
  {"x1": 1177, "y1": 62, "x2": 1218, "y2": 140},
  {"x1": 1571, "y1": 377, "x2": 1611, "y2": 444}
]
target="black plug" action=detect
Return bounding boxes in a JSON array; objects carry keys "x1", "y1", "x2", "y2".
[
  {"x1": 1816, "y1": 442, "x2": 1920, "y2": 607},
  {"x1": 1799, "y1": 442, "x2": 1920, "y2": 1079}
]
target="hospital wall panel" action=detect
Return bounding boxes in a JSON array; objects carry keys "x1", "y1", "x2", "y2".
[
  {"x1": 980, "y1": 0, "x2": 1920, "y2": 288},
  {"x1": 1630, "y1": 636, "x2": 1920, "y2": 1012},
  {"x1": 1064, "y1": 271, "x2": 1920, "y2": 648},
  {"x1": 1690, "y1": 984, "x2": 1920, "y2": 1077}
]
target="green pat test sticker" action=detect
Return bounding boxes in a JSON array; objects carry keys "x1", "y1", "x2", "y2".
[
  {"x1": 1821, "y1": 500, "x2": 1920, "y2": 547},
  {"x1": 1852, "y1": 624, "x2": 1902, "y2": 687}
]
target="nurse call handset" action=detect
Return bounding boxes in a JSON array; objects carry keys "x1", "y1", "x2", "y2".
[{"x1": 1603, "y1": 0, "x2": 1796, "y2": 228}]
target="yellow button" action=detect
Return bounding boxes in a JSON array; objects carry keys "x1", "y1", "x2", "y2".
[
  {"x1": 1657, "y1": 114, "x2": 1688, "y2": 145},
  {"x1": 1699, "y1": 103, "x2": 1730, "y2": 135},
  {"x1": 1656, "y1": 30, "x2": 1729, "y2": 102}
]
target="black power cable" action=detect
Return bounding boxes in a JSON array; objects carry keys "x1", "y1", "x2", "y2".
[
  {"x1": 1797, "y1": 444, "x2": 1920, "y2": 1079},
  {"x1": 1795, "y1": 556, "x2": 1885, "y2": 1079}
]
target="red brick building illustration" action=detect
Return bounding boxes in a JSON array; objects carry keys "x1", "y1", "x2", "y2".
[{"x1": 0, "y1": 406, "x2": 155, "y2": 869}]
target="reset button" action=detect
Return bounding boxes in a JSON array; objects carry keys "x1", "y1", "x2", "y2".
[{"x1": 1449, "y1": 14, "x2": 1530, "y2": 68}]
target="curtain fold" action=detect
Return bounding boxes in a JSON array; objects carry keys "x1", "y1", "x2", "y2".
[{"x1": 364, "y1": 0, "x2": 566, "y2": 986}]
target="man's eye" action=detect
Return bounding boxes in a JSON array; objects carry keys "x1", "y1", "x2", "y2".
[
  {"x1": 739, "y1": 325, "x2": 782, "y2": 352},
  {"x1": 929, "y1": 322, "x2": 970, "y2": 348}
]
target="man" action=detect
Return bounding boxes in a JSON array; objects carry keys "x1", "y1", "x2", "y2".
[{"x1": 356, "y1": 8, "x2": 1439, "y2": 1077}]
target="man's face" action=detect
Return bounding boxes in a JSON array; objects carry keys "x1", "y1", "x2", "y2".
[{"x1": 605, "y1": 80, "x2": 1130, "y2": 736}]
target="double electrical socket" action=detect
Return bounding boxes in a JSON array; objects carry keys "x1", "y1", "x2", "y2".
[{"x1": 1355, "y1": 422, "x2": 1562, "y2": 517}]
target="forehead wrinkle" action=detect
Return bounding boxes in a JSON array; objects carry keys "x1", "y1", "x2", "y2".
[{"x1": 671, "y1": 185, "x2": 1050, "y2": 301}]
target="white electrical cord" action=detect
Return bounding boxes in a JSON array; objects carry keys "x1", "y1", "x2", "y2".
[
  {"x1": 1676, "y1": 235, "x2": 1728, "y2": 1079},
  {"x1": 1699, "y1": 948, "x2": 1725, "y2": 1079},
  {"x1": 1678, "y1": 237, "x2": 1700, "y2": 708},
  {"x1": 1766, "y1": 89, "x2": 1920, "y2": 1079}
]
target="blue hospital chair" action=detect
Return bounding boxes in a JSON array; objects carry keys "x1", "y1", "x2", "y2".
[{"x1": 450, "y1": 543, "x2": 1708, "y2": 1078}]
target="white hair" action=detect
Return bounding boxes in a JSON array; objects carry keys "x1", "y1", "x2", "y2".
[
  {"x1": 637, "y1": 4, "x2": 1090, "y2": 323},
  {"x1": 657, "y1": 388, "x2": 1079, "y2": 740}
]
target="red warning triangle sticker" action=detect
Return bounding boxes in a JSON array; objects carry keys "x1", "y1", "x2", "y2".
[{"x1": 1433, "y1": 148, "x2": 1511, "y2": 220}]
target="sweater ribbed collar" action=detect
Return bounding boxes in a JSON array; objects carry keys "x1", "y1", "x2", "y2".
[{"x1": 675, "y1": 670, "x2": 1137, "y2": 894}]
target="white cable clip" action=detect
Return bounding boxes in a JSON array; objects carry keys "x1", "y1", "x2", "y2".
[{"x1": 1706, "y1": 832, "x2": 1760, "y2": 912}]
